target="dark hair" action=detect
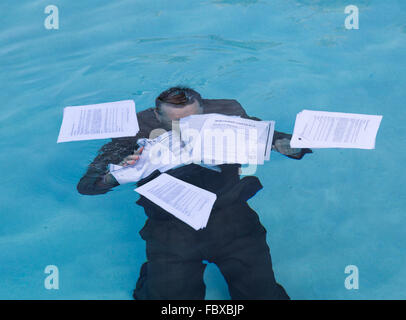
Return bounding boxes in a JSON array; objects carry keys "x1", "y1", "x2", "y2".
[{"x1": 155, "y1": 87, "x2": 202, "y2": 114}]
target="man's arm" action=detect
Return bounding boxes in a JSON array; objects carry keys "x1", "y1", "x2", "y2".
[
  {"x1": 77, "y1": 138, "x2": 138, "y2": 195},
  {"x1": 233, "y1": 100, "x2": 312, "y2": 160},
  {"x1": 77, "y1": 107, "x2": 157, "y2": 196}
]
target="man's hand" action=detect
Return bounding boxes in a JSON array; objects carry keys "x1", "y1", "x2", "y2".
[
  {"x1": 273, "y1": 138, "x2": 301, "y2": 156},
  {"x1": 272, "y1": 137, "x2": 313, "y2": 160},
  {"x1": 98, "y1": 146, "x2": 145, "y2": 187},
  {"x1": 119, "y1": 146, "x2": 144, "y2": 167}
]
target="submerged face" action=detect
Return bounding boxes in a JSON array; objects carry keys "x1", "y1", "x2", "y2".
[{"x1": 155, "y1": 100, "x2": 203, "y2": 130}]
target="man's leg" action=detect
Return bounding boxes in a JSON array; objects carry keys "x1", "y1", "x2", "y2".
[
  {"x1": 210, "y1": 203, "x2": 290, "y2": 300},
  {"x1": 133, "y1": 259, "x2": 207, "y2": 300},
  {"x1": 133, "y1": 219, "x2": 207, "y2": 300}
]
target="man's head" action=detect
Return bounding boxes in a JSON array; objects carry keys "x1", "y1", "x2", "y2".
[{"x1": 154, "y1": 87, "x2": 203, "y2": 129}]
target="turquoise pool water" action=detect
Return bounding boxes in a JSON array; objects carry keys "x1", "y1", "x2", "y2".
[{"x1": 1, "y1": 0, "x2": 405, "y2": 299}]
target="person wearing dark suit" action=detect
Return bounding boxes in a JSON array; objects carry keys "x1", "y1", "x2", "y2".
[{"x1": 77, "y1": 87, "x2": 312, "y2": 300}]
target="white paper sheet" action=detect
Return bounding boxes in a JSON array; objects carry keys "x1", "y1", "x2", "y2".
[
  {"x1": 290, "y1": 110, "x2": 382, "y2": 149},
  {"x1": 134, "y1": 173, "x2": 217, "y2": 230},
  {"x1": 180, "y1": 113, "x2": 275, "y2": 165},
  {"x1": 57, "y1": 100, "x2": 139, "y2": 143}
]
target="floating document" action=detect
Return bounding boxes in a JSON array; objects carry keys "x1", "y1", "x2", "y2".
[
  {"x1": 57, "y1": 100, "x2": 139, "y2": 143},
  {"x1": 135, "y1": 173, "x2": 217, "y2": 230},
  {"x1": 290, "y1": 110, "x2": 382, "y2": 149},
  {"x1": 179, "y1": 113, "x2": 275, "y2": 165}
]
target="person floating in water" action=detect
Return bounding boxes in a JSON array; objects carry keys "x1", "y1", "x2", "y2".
[{"x1": 77, "y1": 87, "x2": 312, "y2": 299}]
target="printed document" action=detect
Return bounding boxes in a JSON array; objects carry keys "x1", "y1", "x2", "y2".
[
  {"x1": 290, "y1": 110, "x2": 382, "y2": 149},
  {"x1": 135, "y1": 173, "x2": 217, "y2": 230},
  {"x1": 179, "y1": 113, "x2": 275, "y2": 165},
  {"x1": 57, "y1": 100, "x2": 139, "y2": 143}
]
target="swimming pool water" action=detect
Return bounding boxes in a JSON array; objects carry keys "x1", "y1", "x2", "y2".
[{"x1": 1, "y1": 0, "x2": 405, "y2": 299}]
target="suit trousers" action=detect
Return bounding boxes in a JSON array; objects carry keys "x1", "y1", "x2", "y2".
[{"x1": 133, "y1": 200, "x2": 289, "y2": 300}]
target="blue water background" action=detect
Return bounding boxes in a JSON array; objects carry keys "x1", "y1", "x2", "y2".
[{"x1": 1, "y1": 0, "x2": 405, "y2": 299}]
